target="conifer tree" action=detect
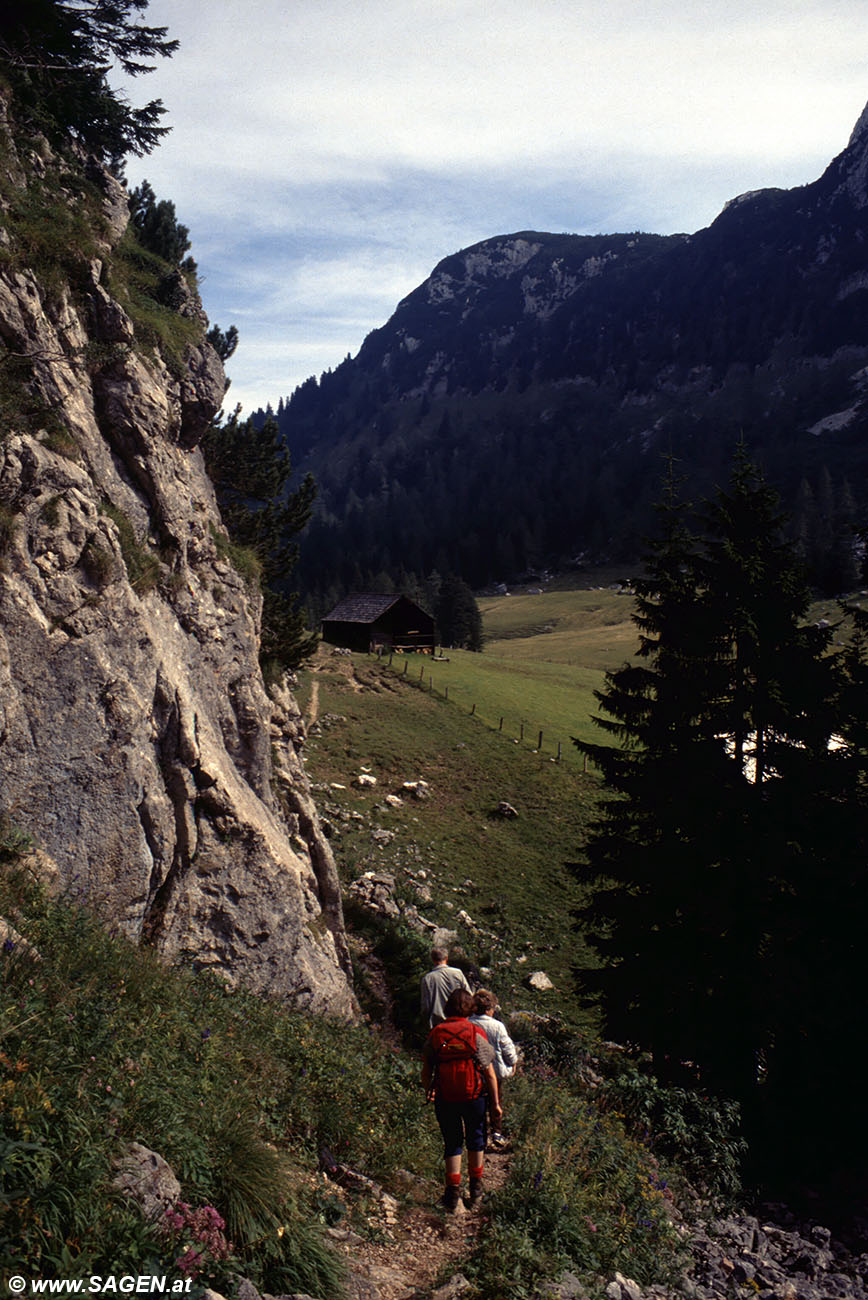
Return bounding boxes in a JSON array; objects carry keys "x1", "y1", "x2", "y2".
[
  {"x1": 0, "y1": 1, "x2": 178, "y2": 162},
  {"x1": 576, "y1": 461, "x2": 741, "y2": 1080},
  {"x1": 129, "y1": 180, "x2": 191, "y2": 265},
  {"x1": 202, "y1": 409, "x2": 317, "y2": 672},
  {"x1": 435, "y1": 575, "x2": 482, "y2": 650},
  {"x1": 698, "y1": 447, "x2": 834, "y2": 787},
  {"x1": 576, "y1": 451, "x2": 840, "y2": 1104}
]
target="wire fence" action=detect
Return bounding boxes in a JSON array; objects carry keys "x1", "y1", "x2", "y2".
[{"x1": 377, "y1": 651, "x2": 597, "y2": 772}]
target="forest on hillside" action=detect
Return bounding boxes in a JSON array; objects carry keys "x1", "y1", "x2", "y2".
[
  {"x1": 257, "y1": 379, "x2": 865, "y2": 619},
  {"x1": 256, "y1": 125, "x2": 868, "y2": 612}
]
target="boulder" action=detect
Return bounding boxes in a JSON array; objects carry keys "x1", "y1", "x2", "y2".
[
  {"x1": 604, "y1": 1274, "x2": 643, "y2": 1300},
  {"x1": 347, "y1": 871, "x2": 400, "y2": 919},
  {"x1": 527, "y1": 970, "x2": 555, "y2": 991},
  {"x1": 402, "y1": 780, "x2": 431, "y2": 800},
  {"x1": 111, "y1": 1142, "x2": 180, "y2": 1222},
  {"x1": 432, "y1": 1276, "x2": 472, "y2": 1300},
  {"x1": 535, "y1": 1273, "x2": 591, "y2": 1299}
]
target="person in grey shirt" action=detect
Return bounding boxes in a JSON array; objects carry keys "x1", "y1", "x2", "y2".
[{"x1": 420, "y1": 946, "x2": 471, "y2": 1026}]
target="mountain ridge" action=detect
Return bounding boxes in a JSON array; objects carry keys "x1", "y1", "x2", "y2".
[{"x1": 265, "y1": 99, "x2": 868, "y2": 607}]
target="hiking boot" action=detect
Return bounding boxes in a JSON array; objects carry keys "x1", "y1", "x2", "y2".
[
  {"x1": 468, "y1": 1179, "x2": 483, "y2": 1207},
  {"x1": 443, "y1": 1184, "x2": 461, "y2": 1212}
]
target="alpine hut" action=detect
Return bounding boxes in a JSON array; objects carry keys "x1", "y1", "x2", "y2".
[{"x1": 321, "y1": 594, "x2": 436, "y2": 654}]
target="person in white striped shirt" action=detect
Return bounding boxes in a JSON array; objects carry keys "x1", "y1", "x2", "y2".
[{"x1": 469, "y1": 988, "x2": 518, "y2": 1146}]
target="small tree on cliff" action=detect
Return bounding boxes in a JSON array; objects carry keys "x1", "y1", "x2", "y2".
[
  {"x1": 202, "y1": 408, "x2": 318, "y2": 673},
  {"x1": 129, "y1": 180, "x2": 191, "y2": 266}
]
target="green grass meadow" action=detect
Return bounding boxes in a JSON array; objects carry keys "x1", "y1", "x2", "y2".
[
  {"x1": 382, "y1": 586, "x2": 639, "y2": 765},
  {"x1": 294, "y1": 586, "x2": 640, "y2": 1015},
  {"x1": 297, "y1": 650, "x2": 603, "y2": 1023}
]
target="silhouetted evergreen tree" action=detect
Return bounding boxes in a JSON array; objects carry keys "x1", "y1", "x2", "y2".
[
  {"x1": 575, "y1": 461, "x2": 743, "y2": 1083},
  {"x1": 779, "y1": 564, "x2": 868, "y2": 1168},
  {"x1": 435, "y1": 575, "x2": 482, "y2": 650},
  {"x1": 576, "y1": 451, "x2": 852, "y2": 1155},
  {"x1": 202, "y1": 408, "x2": 317, "y2": 672}
]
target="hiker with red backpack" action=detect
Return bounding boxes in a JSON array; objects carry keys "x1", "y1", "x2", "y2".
[{"x1": 421, "y1": 988, "x2": 503, "y2": 1210}]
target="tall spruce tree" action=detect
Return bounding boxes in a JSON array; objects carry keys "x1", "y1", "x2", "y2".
[
  {"x1": 576, "y1": 451, "x2": 841, "y2": 1109},
  {"x1": 202, "y1": 409, "x2": 317, "y2": 673},
  {"x1": 692, "y1": 450, "x2": 839, "y2": 1105},
  {"x1": 772, "y1": 579, "x2": 868, "y2": 1167},
  {"x1": 576, "y1": 462, "x2": 743, "y2": 1082}
]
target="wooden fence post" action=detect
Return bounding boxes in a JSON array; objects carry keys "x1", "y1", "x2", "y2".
[
  {"x1": 557, "y1": 742, "x2": 562, "y2": 763},
  {"x1": 471, "y1": 703, "x2": 476, "y2": 716},
  {"x1": 538, "y1": 730, "x2": 543, "y2": 750},
  {"x1": 499, "y1": 717, "x2": 503, "y2": 731}
]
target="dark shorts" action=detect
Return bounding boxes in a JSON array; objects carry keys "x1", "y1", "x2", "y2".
[{"x1": 434, "y1": 1095, "x2": 487, "y2": 1157}]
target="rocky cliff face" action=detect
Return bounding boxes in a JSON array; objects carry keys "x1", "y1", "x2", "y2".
[{"x1": 0, "y1": 101, "x2": 354, "y2": 1016}]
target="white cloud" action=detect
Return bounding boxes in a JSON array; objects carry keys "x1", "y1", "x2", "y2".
[{"x1": 118, "y1": 0, "x2": 868, "y2": 410}]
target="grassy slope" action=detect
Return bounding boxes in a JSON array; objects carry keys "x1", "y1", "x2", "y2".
[
  {"x1": 295, "y1": 588, "x2": 639, "y2": 1018},
  {"x1": 358, "y1": 586, "x2": 640, "y2": 768},
  {"x1": 0, "y1": 857, "x2": 441, "y2": 1293},
  {"x1": 297, "y1": 651, "x2": 603, "y2": 1025}
]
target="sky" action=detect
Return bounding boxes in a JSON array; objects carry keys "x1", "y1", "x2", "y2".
[{"x1": 118, "y1": 0, "x2": 868, "y2": 415}]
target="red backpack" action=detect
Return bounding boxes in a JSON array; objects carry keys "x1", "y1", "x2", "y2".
[{"x1": 429, "y1": 1019, "x2": 485, "y2": 1102}]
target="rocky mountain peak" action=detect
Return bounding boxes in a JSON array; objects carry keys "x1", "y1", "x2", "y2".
[
  {"x1": 847, "y1": 96, "x2": 868, "y2": 149},
  {"x1": 817, "y1": 95, "x2": 868, "y2": 207}
]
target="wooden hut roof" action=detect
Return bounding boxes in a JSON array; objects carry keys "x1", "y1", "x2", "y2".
[{"x1": 322, "y1": 593, "x2": 408, "y2": 625}]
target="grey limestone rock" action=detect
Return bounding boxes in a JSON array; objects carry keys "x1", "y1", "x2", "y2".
[
  {"x1": 111, "y1": 1142, "x2": 180, "y2": 1222},
  {"x1": 535, "y1": 1271, "x2": 591, "y2": 1299},
  {"x1": 0, "y1": 126, "x2": 354, "y2": 1016}
]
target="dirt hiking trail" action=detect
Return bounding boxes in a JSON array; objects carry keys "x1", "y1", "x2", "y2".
[{"x1": 336, "y1": 1145, "x2": 511, "y2": 1298}]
